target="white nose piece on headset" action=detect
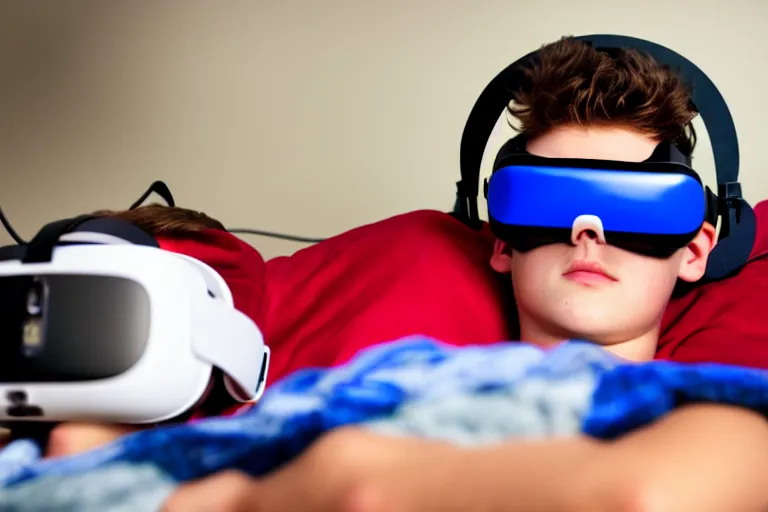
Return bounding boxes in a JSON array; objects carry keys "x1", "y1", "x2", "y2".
[{"x1": 571, "y1": 215, "x2": 607, "y2": 245}]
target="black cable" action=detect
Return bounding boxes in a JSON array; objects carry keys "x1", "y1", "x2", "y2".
[
  {"x1": 1, "y1": 178, "x2": 319, "y2": 247},
  {"x1": 126, "y1": 181, "x2": 322, "y2": 244},
  {"x1": 227, "y1": 228, "x2": 325, "y2": 244},
  {"x1": 0, "y1": 205, "x2": 26, "y2": 245},
  {"x1": 746, "y1": 252, "x2": 768, "y2": 265},
  {"x1": 129, "y1": 181, "x2": 175, "y2": 210},
  {"x1": 0, "y1": 201, "x2": 322, "y2": 246}
]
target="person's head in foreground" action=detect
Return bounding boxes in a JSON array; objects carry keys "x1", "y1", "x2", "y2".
[
  {"x1": 489, "y1": 37, "x2": 717, "y2": 361},
  {"x1": 18, "y1": 204, "x2": 235, "y2": 456}
]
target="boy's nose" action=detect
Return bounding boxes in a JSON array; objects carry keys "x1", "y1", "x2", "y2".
[{"x1": 571, "y1": 215, "x2": 607, "y2": 246}]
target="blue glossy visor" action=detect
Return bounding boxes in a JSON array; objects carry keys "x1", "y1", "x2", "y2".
[{"x1": 486, "y1": 162, "x2": 706, "y2": 257}]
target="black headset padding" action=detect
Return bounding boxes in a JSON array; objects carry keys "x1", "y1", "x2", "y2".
[
  {"x1": 456, "y1": 33, "x2": 755, "y2": 281},
  {"x1": 0, "y1": 217, "x2": 159, "y2": 263},
  {"x1": 0, "y1": 244, "x2": 24, "y2": 262},
  {"x1": 21, "y1": 215, "x2": 95, "y2": 263},
  {"x1": 73, "y1": 218, "x2": 160, "y2": 248}
]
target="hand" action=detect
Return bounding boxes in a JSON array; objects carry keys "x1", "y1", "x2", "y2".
[
  {"x1": 163, "y1": 427, "x2": 471, "y2": 512},
  {"x1": 0, "y1": 423, "x2": 134, "y2": 458},
  {"x1": 0, "y1": 422, "x2": 135, "y2": 459},
  {"x1": 45, "y1": 423, "x2": 140, "y2": 458}
]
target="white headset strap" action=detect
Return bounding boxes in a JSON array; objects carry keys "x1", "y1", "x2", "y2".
[
  {"x1": 190, "y1": 292, "x2": 269, "y2": 403},
  {"x1": 169, "y1": 252, "x2": 235, "y2": 307}
]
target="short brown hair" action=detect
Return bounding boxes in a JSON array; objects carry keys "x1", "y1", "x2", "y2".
[
  {"x1": 507, "y1": 37, "x2": 698, "y2": 154},
  {"x1": 91, "y1": 203, "x2": 226, "y2": 237}
]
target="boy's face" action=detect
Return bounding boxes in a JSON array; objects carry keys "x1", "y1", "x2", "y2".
[{"x1": 490, "y1": 125, "x2": 717, "y2": 356}]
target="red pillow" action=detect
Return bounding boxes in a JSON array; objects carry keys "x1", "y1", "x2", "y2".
[
  {"x1": 262, "y1": 205, "x2": 768, "y2": 381},
  {"x1": 159, "y1": 202, "x2": 768, "y2": 390},
  {"x1": 262, "y1": 211, "x2": 512, "y2": 384},
  {"x1": 657, "y1": 201, "x2": 768, "y2": 366}
]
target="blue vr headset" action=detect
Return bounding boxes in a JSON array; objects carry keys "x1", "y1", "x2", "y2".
[
  {"x1": 454, "y1": 34, "x2": 756, "y2": 282},
  {"x1": 487, "y1": 136, "x2": 705, "y2": 259}
]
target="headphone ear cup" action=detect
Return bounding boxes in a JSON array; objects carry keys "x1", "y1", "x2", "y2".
[{"x1": 705, "y1": 198, "x2": 756, "y2": 282}]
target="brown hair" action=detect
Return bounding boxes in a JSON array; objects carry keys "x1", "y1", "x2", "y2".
[
  {"x1": 90, "y1": 203, "x2": 226, "y2": 237},
  {"x1": 507, "y1": 37, "x2": 698, "y2": 155}
]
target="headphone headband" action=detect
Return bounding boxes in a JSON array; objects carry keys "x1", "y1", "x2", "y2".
[{"x1": 455, "y1": 34, "x2": 755, "y2": 281}]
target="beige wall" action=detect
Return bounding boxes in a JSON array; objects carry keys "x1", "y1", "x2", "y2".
[{"x1": 0, "y1": 1, "x2": 765, "y2": 260}]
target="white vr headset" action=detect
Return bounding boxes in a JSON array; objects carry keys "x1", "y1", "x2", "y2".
[{"x1": 0, "y1": 213, "x2": 270, "y2": 425}]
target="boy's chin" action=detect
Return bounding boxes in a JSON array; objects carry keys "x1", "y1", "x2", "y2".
[
  {"x1": 550, "y1": 320, "x2": 659, "y2": 361},
  {"x1": 549, "y1": 315, "x2": 621, "y2": 344},
  {"x1": 550, "y1": 319, "x2": 643, "y2": 347}
]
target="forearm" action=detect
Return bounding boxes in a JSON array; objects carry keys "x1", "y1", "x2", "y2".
[
  {"x1": 575, "y1": 404, "x2": 768, "y2": 512},
  {"x1": 453, "y1": 404, "x2": 768, "y2": 512},
  {"x1": 449, "y1": 435, "x2": 604, "y2": 512}
]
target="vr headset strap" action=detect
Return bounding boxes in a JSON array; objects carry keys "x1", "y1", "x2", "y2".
[{"x1": 22, "y1": 215, "x2": 95, "y2": 264}]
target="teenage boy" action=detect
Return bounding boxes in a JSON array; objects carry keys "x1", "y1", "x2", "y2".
[{"x1": 163, "y1": 37, "x2": 768, "y2": 512}]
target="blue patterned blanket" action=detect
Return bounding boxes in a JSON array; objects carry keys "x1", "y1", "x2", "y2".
[{"x1": 1, "y1": 336, "x2": 768, "y2": 511}]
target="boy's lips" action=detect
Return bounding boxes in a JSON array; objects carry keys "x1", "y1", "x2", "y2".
[{"x1": 563, "y1": 259, "x2": 617, "y2": 285}]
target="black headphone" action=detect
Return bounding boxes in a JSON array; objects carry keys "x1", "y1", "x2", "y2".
[{"x1": 453, "y1": 34, "x2": 756, "y2": 283}]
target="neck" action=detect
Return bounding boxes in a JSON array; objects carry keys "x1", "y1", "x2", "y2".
[{"x1": 518, "y1": 316, "x2": 659, "y2": 362}]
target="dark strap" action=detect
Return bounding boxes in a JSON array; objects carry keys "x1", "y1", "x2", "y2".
[
  {"x1": 73, "y1": 218, "x2": 160, "y2": 247},
  {"x1": 1, "y1": 217, "x2": 160, "y2": 263},
  {"x1": 22, "y1": 215, "x2": 95, "y2": 264}
]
